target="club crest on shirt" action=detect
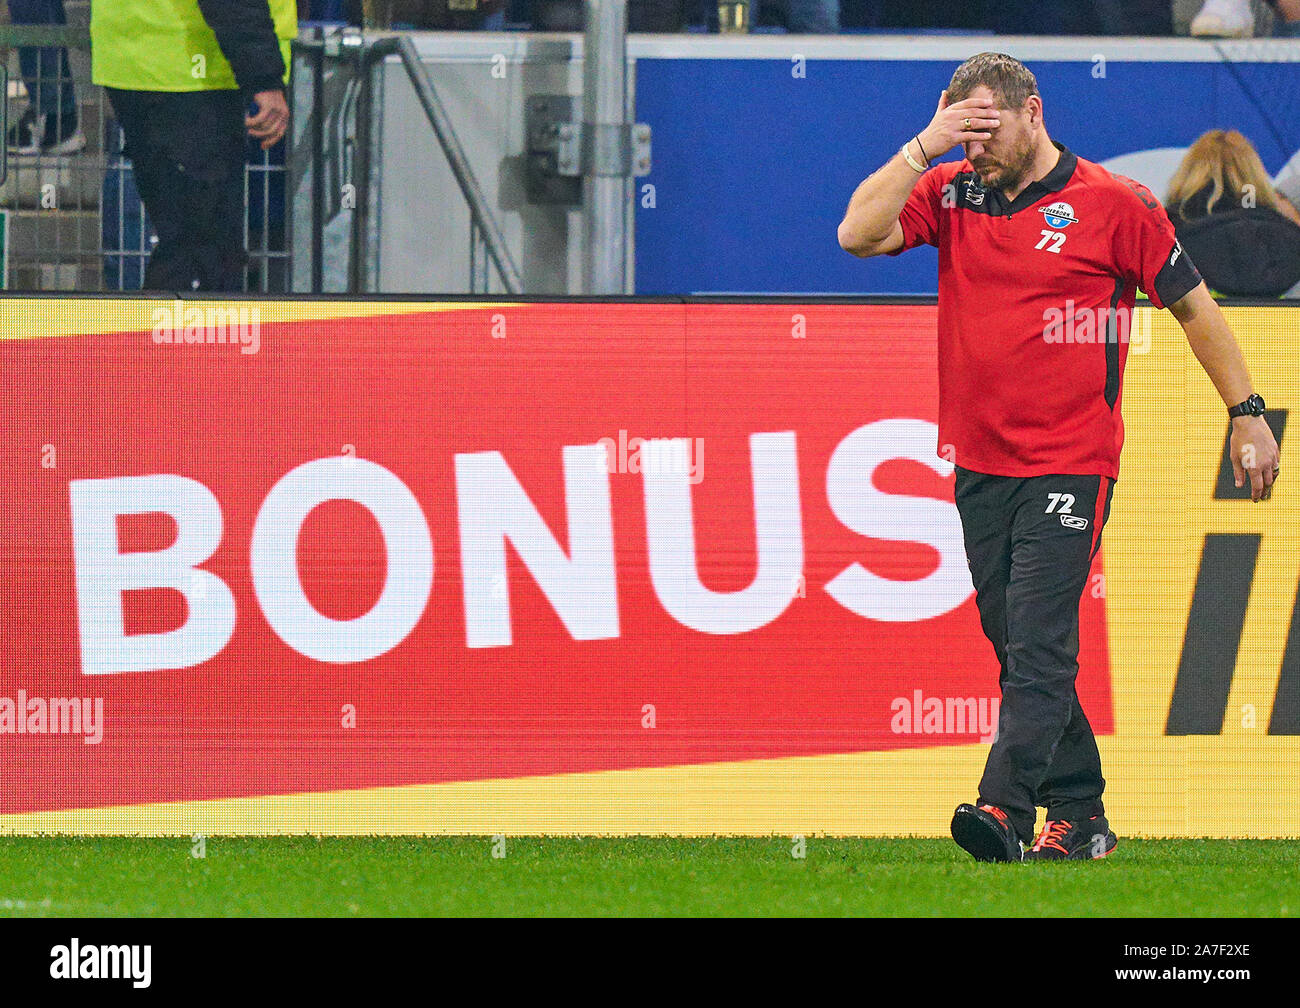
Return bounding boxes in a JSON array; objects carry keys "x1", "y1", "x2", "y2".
[
  {"x1": 964, "y1": 178, "x2": 986, "y2": 206},
  {"x1": 1040, "y1": 201, "x2": 1078, "y2": 229}
]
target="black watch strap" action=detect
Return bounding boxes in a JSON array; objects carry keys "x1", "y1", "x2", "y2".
[{"x1": 1228, "y1": 393, "x2": 1266, "y2": 419}]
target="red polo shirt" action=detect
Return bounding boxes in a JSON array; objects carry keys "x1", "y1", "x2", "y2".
[{"x1": 889, "y1": 142, "x2": 1201, "y2": 479}]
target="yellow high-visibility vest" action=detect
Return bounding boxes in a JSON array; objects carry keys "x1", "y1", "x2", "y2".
[{"x1": 91, "y1": 0, "x2": 297, "y2": 92}]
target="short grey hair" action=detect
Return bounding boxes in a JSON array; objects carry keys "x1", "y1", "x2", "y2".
[{"x1": 947, "y1": 53, "x2": 1040, "y2": 110}]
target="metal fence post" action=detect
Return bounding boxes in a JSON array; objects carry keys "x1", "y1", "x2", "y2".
[{"x1": 582, "y1": 0, "x2": 630, "y2": 295}]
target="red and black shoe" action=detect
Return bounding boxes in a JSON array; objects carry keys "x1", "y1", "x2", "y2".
[
  {"x1": 1024, "y1": 816, "x2": 1118, "y2": 861},
  {"x1": 950, "y1": 803, "x2": 1025, "y2": 863}
]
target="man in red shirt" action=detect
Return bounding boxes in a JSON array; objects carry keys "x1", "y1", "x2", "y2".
[{"x1": 838, "y1": 52, "x2": 1281, "y2": 862}]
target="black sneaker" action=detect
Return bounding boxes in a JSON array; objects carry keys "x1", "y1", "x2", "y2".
[
  {"x1": 6, "y1": 109, "x2": 84, "y2": 156},
  {"x1": 1024, "y1": 816, "x2": 1118, "y2": 861},
  {"x1": 951, "y1": 802, "x2": 1024, "y2": 863},
  {"x1": 7, "y1": 109, "x2": 41, "y2": 155}
]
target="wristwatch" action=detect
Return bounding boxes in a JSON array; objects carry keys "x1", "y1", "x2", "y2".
[{"x1": 1227, "y1": 393, "x2": 1266, "y2": 419}]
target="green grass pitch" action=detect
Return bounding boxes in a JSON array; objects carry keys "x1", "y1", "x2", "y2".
[{"x1": 1, "y1": 837, "x2": 1296, "y2": 917}]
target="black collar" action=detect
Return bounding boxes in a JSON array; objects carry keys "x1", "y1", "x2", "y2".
[{"x1": 980, "y1": 141, "x2": 1078, "y2": 216}]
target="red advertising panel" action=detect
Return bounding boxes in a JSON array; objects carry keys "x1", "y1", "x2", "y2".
[{"x1": 1, "y1": 300, "x2": 1111, "y2": 818}]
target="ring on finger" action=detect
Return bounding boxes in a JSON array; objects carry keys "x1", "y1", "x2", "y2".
[{"x1": 963, "y1": 117, "x2": 971, "y2": 129}]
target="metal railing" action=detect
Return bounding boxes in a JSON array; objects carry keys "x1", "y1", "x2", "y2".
[
  {"x1": 0, "y1": 22, "x2": 288, "y2": 292},
  {"x1": 391, "y1": 34, "x2": 523, "y2": 294},
  {"x1": 294, "y1": 29, "x2": 523, "y2": 294}
]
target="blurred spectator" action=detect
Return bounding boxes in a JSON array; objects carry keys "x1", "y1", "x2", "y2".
[
  {"x1": 531, "y1": 0, "x2": 687, "y2": 30},
  {"x1": 92, "y1": 0, "x2": 296, "y2": 291},
  {"x1": 5, "y1": 0, "x2": 84, "y2": 155},
  {"x1": 857, "y1": 2, "x2": 984, "y2": 30},
  {"x1": 526, "y1": 0, "x2": 838, "y2": 32},
  {"x1": 754, "y1": 0, "x2": 839, "y2": 32},
  {"x1": 1166, "y1": 129, "x2": 1300, "y2": 297},
  {"x1": 1190, "y1": 0, "x2": 1255, "y2": 34},
  {"x1": 363, "y1": 0, "x2": 506, "y2": 28},
  {"x1": 987, "y1": 0, "x2": 1172, "y2": 34},
  {"x1": 1279, "y1": 0, "x2": 1300, "y2": 32},
  {"x1": 1190, "y1": 0, "x2": 1300, "y2": 36}
]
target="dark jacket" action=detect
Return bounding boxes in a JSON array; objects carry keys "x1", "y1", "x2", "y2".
[
  {"x1": 197, "y1": 0, "x2": 288, "y2": 94},
  {"x1": 1169, "y1": 184, "x2": 1300, "y2": 298}
]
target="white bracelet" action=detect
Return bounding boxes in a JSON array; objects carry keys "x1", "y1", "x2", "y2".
[{"x1": 900, "y1": 139, "x2": 928, "y2": 174}]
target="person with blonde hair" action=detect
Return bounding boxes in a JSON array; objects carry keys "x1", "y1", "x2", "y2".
[
  {"x1": 1168, "y1": 130, "x2": 1300, "y2": 222},
  {"x1": 1166, "y1": 129, "x2": 1300, "y2": 297}
]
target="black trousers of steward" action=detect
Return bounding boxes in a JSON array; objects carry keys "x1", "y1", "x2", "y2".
[{"x1": 107, "y1": 88, "x2": 248, "y2": 293}]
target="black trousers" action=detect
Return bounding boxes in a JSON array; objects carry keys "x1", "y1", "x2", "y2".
[
  {"x1": 953, "y1": 466, "x2": 1115, "y2": 845},
  {"x1": 106, "y1": 88, "x2": 248, "y2": 293}
]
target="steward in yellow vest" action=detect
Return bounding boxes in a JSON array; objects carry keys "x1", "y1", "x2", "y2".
[{"x1": 90, "y1": 0, "x2": 297, "y2": 291}]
